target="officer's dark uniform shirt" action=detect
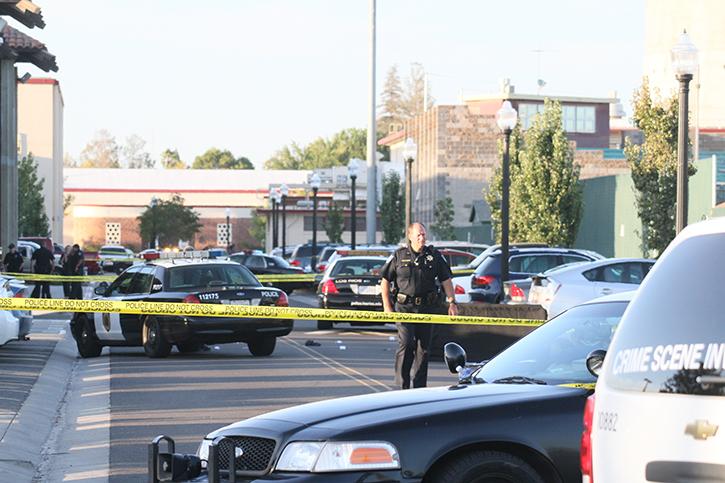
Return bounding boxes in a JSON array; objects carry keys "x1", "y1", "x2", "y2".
[
  {"x1": 381, "y1": 245, "x2": 452, "y2": 297},
  {"x1": 3, "y1": 252, "x2": 23, "y2": 272},
  {"x1": 31, "y1": 246, "x2": 54, "y2": 274}
]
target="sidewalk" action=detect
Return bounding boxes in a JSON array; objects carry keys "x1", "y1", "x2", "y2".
[{"x1": 0, "y1": 316, "x2": 110, "y2": 482}]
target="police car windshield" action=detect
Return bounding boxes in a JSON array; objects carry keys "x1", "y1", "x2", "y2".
[
  {"x1": 168, "y1": 264, "x2": 260, "y2": 290},
  {"x1": 331, "y1": 259, "x2": 385, "y2": 277},
  {"x1": 475, "y1": 301, "x2": 627, "y2": 385}
]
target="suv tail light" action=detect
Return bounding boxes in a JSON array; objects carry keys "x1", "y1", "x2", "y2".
[
  {"x1": 580, "y1": 394, "x2": 595, "y2": 483},
  {"x1": 13, "y1": 289, "x2": 24, "y2": 298},
  {"x1": 182, "y1": 294, "x2": 201, "y2": 304},
  {"x1": 471, "y1": 275, "x2": 496, "y2": 288},
  {"x1": 321, "y1": 279, "x2": 339, "y2": 295},
  {"x1": 317, "y1": 263, "x2": 327, "y2": 272},
  {"x1": 509, "y1": 283, "x2": 525, "y2": 302},
  {"x1": 454, "y1": 284, "x2": 465, "y2": 295},
  {"x1": 290, "y1": 259, "x2": 301, "y2": 267}
]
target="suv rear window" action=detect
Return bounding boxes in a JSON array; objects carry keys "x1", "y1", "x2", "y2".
[
  {"x1": 604, "y1": 233, "x2": 725, "y2": 396},
  {"x1": 292, "y1": 245, "x2": 325, "y2": 257}
]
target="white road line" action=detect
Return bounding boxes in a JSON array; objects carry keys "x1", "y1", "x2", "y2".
[{"x1": 282, "y1": 338, "x2": 393, "y2": 392}]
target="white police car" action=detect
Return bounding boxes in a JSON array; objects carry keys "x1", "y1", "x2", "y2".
[{"x1": 584, "y1": 218, "x2": 725, "y2": 482}]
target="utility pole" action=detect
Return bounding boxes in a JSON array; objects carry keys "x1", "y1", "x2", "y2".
[{"x1": 365, "y1": 0, "x2": 377, "y2": 244}]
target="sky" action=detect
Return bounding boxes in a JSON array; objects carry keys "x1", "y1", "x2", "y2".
[{"x1": 22, "y1": 0, "x2": 645, "y2": 168}]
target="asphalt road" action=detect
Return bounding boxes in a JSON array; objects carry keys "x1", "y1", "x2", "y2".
[{"x1": 102, "y1": 290, "x2": 452, "y2": 481}]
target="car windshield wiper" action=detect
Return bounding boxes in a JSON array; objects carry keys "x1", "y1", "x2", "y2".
[{"x1": 492, "y1": 376, "x2": 548, "y2": 385}]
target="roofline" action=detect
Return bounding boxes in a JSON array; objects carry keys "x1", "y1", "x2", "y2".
[
  {"x1": 378, "y1": 130, "x2": 406, "y2": 146},
  {"x1": 463, "y1": 93, "x2": 618, "y2": 104}
]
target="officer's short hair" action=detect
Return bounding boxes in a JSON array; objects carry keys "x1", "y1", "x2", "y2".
[
  {"x1": 8, "y1": 243, "x2": 15, "y2": 249},
  {"x1": 406, "y1": 223, "x2": 426, "y2": 236}
]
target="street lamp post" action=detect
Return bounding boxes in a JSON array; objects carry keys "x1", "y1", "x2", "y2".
[
  {"x1": 496, "y1": 101, "x2": 518, "y2": 302},
  {"x1": 671, "y1": 30, "x2": 698, "y2": 234},
  {"x1": 149, "y1": 196, "x2": 159, "y2": 250},
  {"x1": 269, "y1": 189, "x2": 278, "y2": 250},
  {"x1": 280, "y1": 184, "x2": 289, "y2": 258},
  {"x1": 402, "y1": 138, "x2": 417, "y2": 228},
  {"x1": 225, "y1": 208, "x2": 231, "y2": 252},
  {"x1": 348, "y1": 158, "x2": 359, "y2": 249},
  {"x1": 310, "y1": 173, "x2": 321, "y2": 270}
]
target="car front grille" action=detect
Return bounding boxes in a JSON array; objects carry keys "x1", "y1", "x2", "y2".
[{"x1": 216, "y1": 436, "x2": 276, "y2": 474}]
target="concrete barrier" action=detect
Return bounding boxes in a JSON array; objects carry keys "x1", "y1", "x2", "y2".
[{"x1": 432, "y1": 303, "x2": 547, "y2": 361}]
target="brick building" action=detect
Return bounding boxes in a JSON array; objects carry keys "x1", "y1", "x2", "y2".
[{"x1": 379, "y1": 85, "x2": 631, "y2": 243}]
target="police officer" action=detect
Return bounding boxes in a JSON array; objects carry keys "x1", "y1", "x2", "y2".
[{"x1": 381, "y1": 223, "x2": 458, "y2": 389}]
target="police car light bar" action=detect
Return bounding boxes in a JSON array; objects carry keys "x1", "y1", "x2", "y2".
[{"x1": 157, "y1": 250, "x2": 210, "y2": 260}]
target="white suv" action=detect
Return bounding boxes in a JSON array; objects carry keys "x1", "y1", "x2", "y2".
[{"x1": 585, "y1": 218, "x2": 725, "y2": 482}]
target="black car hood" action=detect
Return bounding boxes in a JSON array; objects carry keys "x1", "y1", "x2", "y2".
[{"x1": 215, "y1": 383, "x2": 584, "y2": 434}]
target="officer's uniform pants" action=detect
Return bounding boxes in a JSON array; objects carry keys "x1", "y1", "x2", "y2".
[{"x1": 394, "y1": 302, "x2": 438, "y2": 389}]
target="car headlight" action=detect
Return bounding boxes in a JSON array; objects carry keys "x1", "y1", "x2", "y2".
[{"x1": 276, "y1": 441, "x2": 400, "y2": 473}]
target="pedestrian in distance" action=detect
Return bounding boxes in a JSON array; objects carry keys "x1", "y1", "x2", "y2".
[
  {"x1": 67, "y1": 244, "x2": 85, "y2": 300},
  {"x1": 30, "y1": 243, "x2": 54, "y2": 299},
  {"x1": 380, "y1": 222, "x2": 459, "y2": 389},
  {"x1": 60, "y1": 244, "x2": 72, "y2": 298},
  {"x1": 2, "y1": 243, "x2": 24, "y2": 273}
]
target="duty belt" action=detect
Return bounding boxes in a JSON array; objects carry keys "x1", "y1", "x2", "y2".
[{"x1": 396, "y1": 292, "x2": 438, "y2": 306}]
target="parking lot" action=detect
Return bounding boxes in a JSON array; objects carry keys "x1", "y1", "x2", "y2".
[{"x1": 0, "y1": 288, "x2": 452, "y2": 482}]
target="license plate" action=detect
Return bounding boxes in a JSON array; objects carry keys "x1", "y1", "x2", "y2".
[
  {"x1": 357, "y1": 285, "x2": 380, "y2": 296},
  {"x1": 223, "y1": 299, "x2": 250, "y2": 305}
]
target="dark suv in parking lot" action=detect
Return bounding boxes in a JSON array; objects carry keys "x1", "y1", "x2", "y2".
[{"x1": 468, "y1": 246, "x2": 603, "y2": 303}]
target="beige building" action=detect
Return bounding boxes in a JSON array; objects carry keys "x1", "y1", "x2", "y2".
[
  {"x1": 18, "y1": 77, "x2": 64, "y2": 241},
  {"x1": 644, "y1": 0, "x2": 725, "y2": 132}
]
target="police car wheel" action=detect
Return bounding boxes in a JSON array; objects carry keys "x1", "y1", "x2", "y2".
[
  {"x1": 429, "y1": 450, "x2": 544, "y2": 483},
  {"x1": 76, "y1": 315, "x2": 103, "y2": 358},
  {"x1": 143, "y1": 317, "x2": 172, "y2": 358},
  {"x1": 247, "y1": 336, "x2": 276, "y2": 356},
  {"x1": 317, "y1": 320, "x2": 333, "y2": 330}
]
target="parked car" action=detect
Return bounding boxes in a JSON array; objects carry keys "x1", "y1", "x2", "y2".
[
  {"x1": 98, "y1": 245, "x2": 136, "y2": 273},
  {"x1": 314, "y1": 245, "x2": 339, "y2": 273},
  {"x1": 528, "y1": 257, "x2": 655, "y2": 318},
  {"x1": 430, "y1": 240, "x2": 489, "y2": 256},
  {"x1": 19, "y1": 236, "x2": 53, "y2": 253},
  {"x1": 229, "y1": 252, "x2": 305, "y2": 294},
  {"x1": 586, "y1": 218, "x2": 725, "y2": 483},
  {"x1": 438, "y1": 248, "x2": 476, "y2": 269},
  {"x1": 151, "y1": 291, "x2": 633, "y2": 483},
  {"x1": 269, "y1": 246, "x2": 296, "y2": 260},
  {"x1": 16, "y1": 240, "x2": 40, "y2": 273},
  {"x1": 69, "y1": 257, "x2": 293, "y2": 359},
  {"x1": 288, "y1": 243, "x2": 339, "y2": 272},
  {"x1": 0, "y1": 276, "x2": 32, "y2": 345},
  {"x1": 316, "y1": 255, "x2": 389, "y2": 330},
  {"x1": 465, "y1": 246, "x2": 604, "y2": 304}
]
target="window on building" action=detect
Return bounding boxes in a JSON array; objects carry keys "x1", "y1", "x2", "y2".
[
  {"x1": 562, "y1": 105, "x2": 596, "y2": 133},
  {"x1": 217, "y1": 223, "x2": 232, "y2": 247},
  {"x1": 518, "y1": 103, "x2": 545, "y2": 129},
  {"x1": 105, "y1": 223, "x2": 121, "y2": 245}
]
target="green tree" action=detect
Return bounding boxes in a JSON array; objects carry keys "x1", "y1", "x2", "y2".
[
  {"x1": 248, "y1": 210, "x2": 266, "y2": 248},
  {"x1": 160, "y1": 148, "x2": 186, "y2": 169},
  {"x1": 123, "y1": 134, "x2": 155, "y2": 168},
  {"x1": 265, "y1": 128, "x2": 368, "y2": 170},
  {"x1": 137, "y1": 194, "x2": 202, "y2": 247},
  {"x1": 378, "y1": 65, "x2": 405, "y2": 134},
  {"x1": 323, "y1": 203, "x2": 344, "y2": 243},
  {"x1": 380, "y1": 171, "x2": 405, "y2": 244},
  {"x1": 18, "y1": 153, "x2": 49, "y2": 236},
  {"x1": 192, "y1": 148, "x2": 254, "y2": 169},
  {"x1": 625, "y1": 78, "x2": 695, "y2": 257},
  {"x1": 79, "y1": 129, "x2": 120, "y2": 168},
  {"x1": 510, "y1": 99, "x2": 582, "y2": 246},
  {"x1": 432, "y1": 197, "x2": 456, "y2": 240},
  {"x1": 485, "y1": 123, "x2": 524, "y2": 243}
]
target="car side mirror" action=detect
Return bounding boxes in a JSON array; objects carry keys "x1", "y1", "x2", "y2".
[
  {"x1": 586, "y1": 349, "x2": 607, "y2": 378},
  {"x1": 94, "y1": 281, "x2": 109, "y2": 296},
  {"x1": 444, "y1": 342, "x2": 467, "y2": 374}
]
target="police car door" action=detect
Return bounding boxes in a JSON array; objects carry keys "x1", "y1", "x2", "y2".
[{"x1": 93, "y1": 265, "x2": 142, "y2": 342}]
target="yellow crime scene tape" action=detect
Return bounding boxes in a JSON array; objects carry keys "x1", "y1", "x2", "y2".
[
  {"x1": 0, "y1": 297, "x2": 545, "y2": 328},
  {"x1": 1, "y1": 272, "x2": 317, "y2": 283}
]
